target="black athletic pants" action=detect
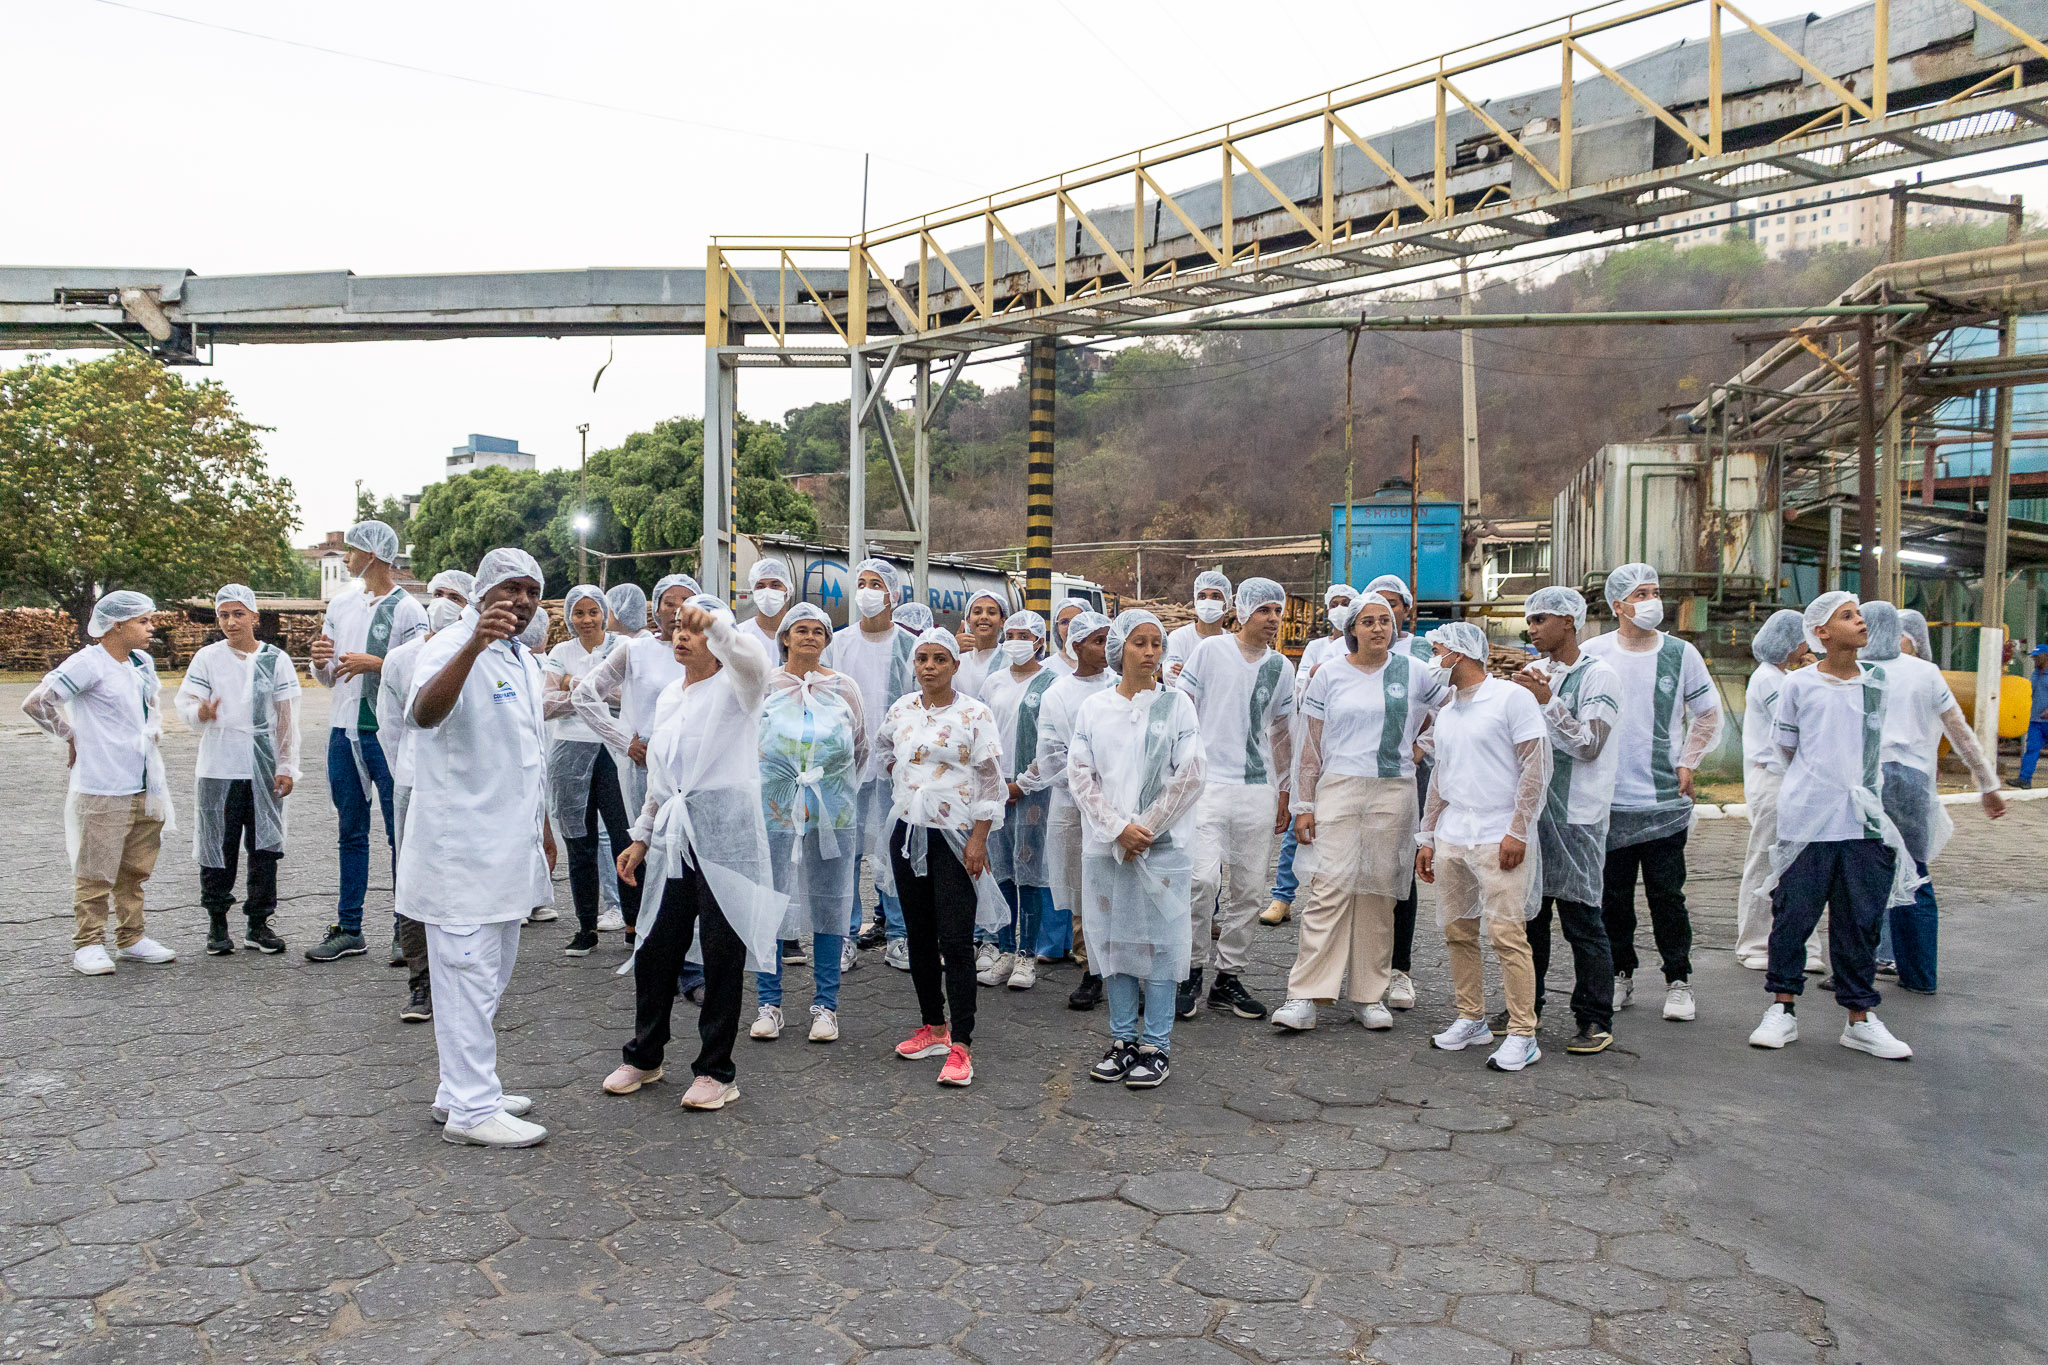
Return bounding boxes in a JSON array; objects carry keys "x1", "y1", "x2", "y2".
[
  {"x1": 622, "y1": 863, "x2": 745, "y2": 1083},
  {"x1": 565, "y1": 749, "x2": 641, "y2": 932},
  {"x1": 1532, "y1": 897, "x2": 1616, "y2": 1031},
  {"x1": 199, "y1": 779, "x2": 281, "y2": 920},
  {"x1": 1389, "y1": 761, "x2": 1431, "y2": 973},
  {"x1": 1600, "y1": 829, "x2": 1692, "y2": 983},
  {"x1": 890, "y1": 821, "x2": 978, "y2": 1046}
]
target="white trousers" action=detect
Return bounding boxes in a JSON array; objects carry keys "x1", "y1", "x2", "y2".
[
  {"x1": 426, "y1": 920, "x2": 521, "y2": 1130},
  {"x1": 1189, "y1": 784, "x2": 1279, "y2": 975}
]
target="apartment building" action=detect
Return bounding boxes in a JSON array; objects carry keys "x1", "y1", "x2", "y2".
[{"x1": 1654, "y1": 178, "x2": 2013, "y2": 259}]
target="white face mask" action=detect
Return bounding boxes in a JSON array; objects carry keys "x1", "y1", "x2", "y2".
[
  {"x1": 854, "y1": 587, "x2": 888, "y2": 620},
  {"x1": 426, "y1": 598, "x2": 463, "y2": 632},
  {"x1": 1193, "y1": 599, "x2": 1226, "y2": 624},
  {"x1": 1627, "y1": 598, "x2": 1664, "y2": 632},
  {"x1": 753, "y1": 588, "x2": 787, "y2": 618},
  {"x1": 1000, "y1": 639, "x2": 1037, "y2": 665}
]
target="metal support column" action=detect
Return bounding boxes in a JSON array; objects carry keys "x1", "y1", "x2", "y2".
[
  {"x1": 700, "y1": 247, "x2": 736, "y2": 596},
  {"x1": 1855, "y1": 315, "x2": 1880, "y2": 593},
  {"x1": 1459, "y1": 262, "x2": 1481, "y2": 601},
  {"x1": 1025, "y1": 337, "x2": 1056, "y2": 615},
  {"x1": 848, "y1": 353, "x2": 868, "y2": 574},
  {"x1": 1977, "y1": 309, "x2": 2017, "y2": 760},
  {"x1": 912, "y1": 359, "x2": 932, "y2": 606},
  {"x1": 1826, "y1": 504, "x2": 1844, "y2": 592},
  {"x1": 1881, "y1": 346, "x2": 1904, "y2": 603}
]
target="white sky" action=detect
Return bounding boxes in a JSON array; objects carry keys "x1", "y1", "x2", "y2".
[{"x1": 8, "y1": 0, "x2": 2047, "y2": 539}]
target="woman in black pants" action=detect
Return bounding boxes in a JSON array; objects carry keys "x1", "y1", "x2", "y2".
[
  {"x1": 542, "y1": 586, "x2": 642, "y2": 953},
  {"x1": 880, "y1": 629, "x2": 1008, "y2": 1087}
]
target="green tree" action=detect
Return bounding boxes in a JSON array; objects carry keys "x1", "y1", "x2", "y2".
[{"x1": 0, "y1": 351, "x2": 299, "y2": 642}]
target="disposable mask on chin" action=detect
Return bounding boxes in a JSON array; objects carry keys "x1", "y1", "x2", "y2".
[
  {"x1": 1193, "y1": 600, "x2": 1226, "y2": 624},
  {"x1": 426, "y1": 598, "x2": 463, "y2": 632},
  {"x1": 752, "y1": 588, "x2": 787, "y2": 618},
  {"x1": 1000, "y1": 639, "x2": 1037, "y2": 665},
  {"x1": 1627, "y1": 599, "x2": 1665, "y2": 632},
  {"x1": 854, "y1": 587, "x2": 888, "y2": 620}
]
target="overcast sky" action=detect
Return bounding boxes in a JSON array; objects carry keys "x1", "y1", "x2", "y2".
[{"x1": 9, "y1": 0, "x2": 2046, "y2": 540}]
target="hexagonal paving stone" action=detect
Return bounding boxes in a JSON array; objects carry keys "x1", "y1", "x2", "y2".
[
  {"x1": 463, "y1": 1293, "x2": 602, "y2": 1336},
  {"x1": 1453, "y1": 1293, "x2": 1593, "y2": 1350},
  {"x1": 817, "y1": 1138, "x2": 922, "y2": 1178},
  {"x1": 1607, "y1": 1233, "x2": 1741, "y2": 1281},
  {"x1": 1356, "y1": 1205, "x2": 1474, "y2": 1246},
  {"x1": 3, "y1": 1245, "x2": 148, "y2": 1298},
  {"x1": 1597, "y1": 1310, "x2": 1744, "y2": 1363},
  {"x1": 914, "y1": 1154, "x2": 1023, "y2": 1200},
  {"x1": 820, "y1": 1177, "x2": 934, "y2": 1222},
  {"x1": 1147, "y1": 1213, "x2": 1270, "y2": 1258},
  {"x1": 1395, "y1": 1246, "x2": 1529, "y2": 1295},
  {"x1": 933, "y1": 1226, "x2": 1057, "y2": 1266},
  {"x1": 1078, "y1": 1279, "x2": 1215, "y2": 1336},
  {"x1": 1120, "y1": 1170, "x2": 1237, "y2": 1215},
  {"x1": 100, "y1": 1266, "x2": 247, "y2": 1325},
  {"x1": 572, "y1": 1303, "x2": 722, "y2": 1354},
  {"x1": 1031, "y1": 1199, "x2": 1152, "y2": 1241},
  {"x1": 287, "y1": 1197, "x2": 414, "y2": 1240},
  {"x1": 249, "y1": 1238, "x2": 393, "y2": 1291},
  {"x1": 1313, "y1": 1272, "x2": 1450, "y2": 1325},
  {"x1": 48, "y1": 1323, "x2": 208, "y2": 1365},
  {"x1": 958, "y1": 1313, "x2": 1110, "y2": 1365},
  {"x1": 1205, "y1": 1154, "x2": 1313, "y2": 1190},
  {"x1": 1216, "y1": 1304, "x2": 1359, "y2": 1360},
  {"x1": 716, "y1": 1199, "x2": 835, "y2": 1244},
  {"x1": 353, "y1": 1262, "x2": 497, "y2": 1320},
  {"x1": 721, "y1": 1273, "x2": 842, "y2": 1321},
  {"x1": 951, "y1": 1264, "x2": 1083, "y2": 1314},
  {"x1": 59, "y1": 1200, "x2": 195, "y2": 1245},
  {"x1": 437, "y1": 1335, "x2": 591, "y2": 1365},
  {"x1": 1533, "y1": 1262, "x2": 1672, "y2": 1314},
  {"x1": 485, "y1": 1238, "x2": 620, "y2": 1294},
  {"x1": 701, "y1": 1320, "x2": 855, "y2": 1365},
  {"x1": 727, "y1": 1159, "x2": 834, "y2": 1199},
  {"x1": 825, "y1": 1218, "x2": 944, "y2": 1252},
  {"x1": 834, "y1": 1291, "x2": 971, "y2": 1349},
  {"x1": 1230, "y1": 1188, "x2": 1349, "y2": 1229},
  {"x1": 313, "y1": 1319, "x2": 476, "y2": 1365},
  {"x1": 608, "y1": 1218, "x2": 737, "y2": 1267},
  {"x1": 379, "y1": 1214, "x2": 520, "y2": 1263},
  {"x1": 1366, "y1": 1324, "x2": 1514, "y2": 1364},
  {"x1": 506, "y1": 1197, "x2": 634, "y2": 1241},
  {"x1": 1680, "y1": 1278, "x2": 1811, "y2": 1334},
  {"x1": 1173, "y1": 1252, "x2": 1313, "y2": 1302}
]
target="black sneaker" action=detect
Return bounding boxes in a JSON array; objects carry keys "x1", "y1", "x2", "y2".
[
  {"x1": 389, "y1": 929, "x2": 407, "y2": 968},
  {"x1": 1566, "y1": 1025, "x2": 1613, "y2": 1055},
  {"x1": 1124, "y1": 1047, "x2": 1171, "y2": 1089},
  {"x1": 1068, "y1": 973, "x2": 1104, "y2": 1011},
  {"x1": 205, "y1": 913, "x2": 235, "y2": 956},
  {"x1": 564, "y1": 930, "x2": 600, "y2": 957},
  {"x1": 856, "y1": 922, "x2": 888, "y2": 951},
  {"x1": 1875, "y1": 959, "x2": 1899, "y2": 980},
  {"x1": 1490, "y1": 1009, "x2": 1540, "y2": 1037},
  {"x1": 244, "y1": 919, "x2": 285, "y2": 954},
  {"x1": 305, "y1": 926, "x2": 367, "y2": 962},
  {"x1": 1206, "y1": 971, "x2": 1268, "y2": 1020},
  {"x1": 781, "y1": 939, "x2": 810, "y2": 965},
  {"x1": 1176, "y1": 969, "x2": 1204, "y2": 1020},
  {"x1": 1089, "y1": 1040, "x2": 1137, "y2": 1082},
  {"x1": 400, "y1": 986, "x2": 433, "y2": 1023}
]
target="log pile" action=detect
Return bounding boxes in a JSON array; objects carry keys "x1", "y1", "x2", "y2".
[{"x1": 0, "y1": 609, "x2": 80, "y2": 673}]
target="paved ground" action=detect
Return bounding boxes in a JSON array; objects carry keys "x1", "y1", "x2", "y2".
[{"x1": 2, "y1": 681, "x2": 2043, "y2": 1365}]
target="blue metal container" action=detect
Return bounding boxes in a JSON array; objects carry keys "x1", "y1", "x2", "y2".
[{"x1": 1331, "y1": 492, "x2": 1462, "y2": 603}]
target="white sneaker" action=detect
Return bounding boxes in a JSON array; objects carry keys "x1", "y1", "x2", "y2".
[
  {"x1": 749, "y1": 1005, "x2": 784, "y2": 1040},
  {"x1": 808, "y1": 1005, "x2": 839, "y2": 1043},
  {"x1": 434, "y1": 1095, "x2": 532, "y2": 1125},
  {"x1": 73, "y1": 945, "x2": 117, "y2": 976},
  {"x1": 977, "y1": 951, "x2": 1015, "y2": 987},
  {"x1": 1737, "y1": 955, "x2": 1768, "y2": 971},
  {"x1": 1007, "y1": 957, "x2": 1038, "y2": 990},
  {"x1": 974, "y1": 941, "x2": 1000, "y2": 974},
  {"x1": 1614, "y1": 973, "x2": 1635, "y2": 1009},
  {"x1": 1359, "y1": 1002, "x2": 1395, "y2": 1031},
  {"x1": 1841, "y1": 1013, "x2": 1913, "y2": 1060},
  {"x1": 884, "y1": 939, "x2": 911, "y2": 972},
  {"x1": 596, "y1": 908, "x2": 626, "y2": 932},
  {"x1": 1661, "y1": 981, "x2": 1696, "y2": 1022},
  {"x1": 1432, "y1": 1016, "x2": 1493, "y2": 1051},
  {"x1": 841, "y1": 939, "x2": 860, "y2": 973},
  {"x1": 1271, "y1": 999, "x2": 1318, "y2": 1032},
  {"x1": 443, "y1": 1111, "x2": 548, "y2": 1147},
  {"x1": 1748, "y1": 1002, "x2": 1799, "y2": 1049},
  {"x1": 1804, "y1": 951, "x2": 1828, "y2": 974},
  {"x1": 527, "y1": 905, "x2": 558, "y2": 923},
  {"x1": 116, "y1": 938, "x2": 176, "y2": 965},
  {"x1": 1385, "y1": 971, "x2": 1416, "y2": 1010},
  {"x1": 1486, "y1": 1034, "x2": 1541, "y2": 1072}
]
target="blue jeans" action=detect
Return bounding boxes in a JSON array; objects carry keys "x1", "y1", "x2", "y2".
[
  {"x1": 598, "y1": 827, "x2": 620, "y2": 911},
  {"x1": 1106, "y1": 974, "x2": 1178, "y2": 1051},
  {"x1": 1886, "y1": 861, "x2": 1938, "y2": 993},
  {"x1": 327, "y1": 727, "x2": 396, "y2": 931},
  {"x1": 996, "y1": 882, "x2": 1051, "y2": 955},
  {"x1": 1035, "y1": 897, "x2": 1074, "y2": 960},
  {"x1": 847, "y1": 854, "x2": 904, "y2": 939},
  {"x1": 757, "y1": 933, "x2": 845, "y2": 1011},
  {"x1": 1271, "y1": 825, "x2": 1299, "y2": 904},
  {"x1": 2021, "y1": 719, "x2": 2048, "y2": 784}
]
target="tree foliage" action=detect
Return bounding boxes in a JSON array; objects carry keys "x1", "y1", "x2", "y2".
[{"x1": 0, "y1": 351, "x2": 299, "y2": 639}]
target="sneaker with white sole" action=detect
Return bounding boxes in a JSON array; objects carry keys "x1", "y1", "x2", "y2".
[
  {"x1": 1271, "y1": 999, "x2": 1318, "y2": 1032},
  {"x1": 1614, "y1": 973, "x2": 1635, "y2": 1009},
  {"x1": 974, "y1": 941, "x2": 1000, "y2": 974},
  {"x1": 1385, "y1": 970, "x2": 1416, "y2": 1010},
  {"x1": 1748, "y1": 1003, "x2": 1799, "y2": 1049},
  {"x1": 1006, "y1": 957, "x2": 1037, "y2": 990},
  {"x1": 749, "y1": 1005, "x2": 783, "y2": 1040},
  {"x1": 72, "y1": 945, "x2": 117, "y2": 976},
  {"x1": 596, "y1": 907, "x2": 626, "y2": 932},
  {"x1": 116, "y1": 937, "x2": 176, "y2": 965},
  {"x1": 602, "y1": 1063, "x2": 663, "y2": 1094},
  {"x1": 527, "y1": 905, "x2": 558, "y2": 924},
  {"x1": 1359, "y1": 1001, "x2": 1395, "y2": 1031},
  {"x1": 1737, "y1": 955, "x2": 1768, "y2": 971},
  {"x1": 1486, "y1": 1034, "x2": 1541, "y2": 1072},
  {"x1": 808, "y1": 1006, "x2": 839, "y2": 1043},
  {"x1": 443, "y1": 1111, "x2": 548, "y2": 1147},
  {"x1": 1432, "y1": 1016, "x2": 1493, "y2": 1051},
  {"x1": 1661, "y1": 981, "x2": 1696, "y2": 1022},
  {"x1": 840, "y1": 939, "x2": 860, "y2": 973},
  {"x1": 1840, "y1": 1014, "x2": 1912, "y2": 1060},
  {"x1": 680, "y1": 1076, "x2": 740, "y2": 1109},
  {"x1": 434, "y1": 1095, "x2": 532, "y2": 1125},
  {"x1": 884, "y1": 939, "x2": 911, "y2": 972},
  {"x1": 977, "y1": 951, "x2": 1015, "y2": 987}
]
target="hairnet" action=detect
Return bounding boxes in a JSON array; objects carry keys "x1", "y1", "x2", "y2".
[
  {"x1": 964, "y1": 588, "x2": 1007, "y2": 620},
  {"x1": 1426, "y1": 620, "x2": 1491, "y2": 664},
  {"x1": 1323, "y1": 583, "x2": 1357, "y2": 609},
  {"x1": 214, "y1": 584, "x2": 258, "y2": 614},
  {"x1": 344, "y1": 519, "x2": 401, "y2": 565},
  {"x1": 1364, "y1": 574, "x2": 1412, "y2": 605},
  {"x1": 1803, "y1": 590, "x2": 1859, "y2": 653},
  {"x1": 1523, "y1": 585, "x2": 1587, "y2": 631},
  {"x1": 427, "y1": 569, "x2": 474, "y2": 602},
  {"x1": 1235, "y1": 577, "x2": 1287, "y2": 620},
  {"x1": 683, "y1": 592, "x2": 731, "y2": 620},
  {"x1": 1899, "y1": 608, "x2": 1933, "y2": 662},
  {"x1": 1859, "y1": 600, "x2": 1903, "y2": 662},
  {"x1": 1750, "y1": 609, "x2": 1808, "y2": 666},
  {"x1": 651, "y1": 573, "x2": 701, "y2": 610},
  {"x1": 1604, "y1": 562, "x2": 1659, "y2": 607},
  {"x1": 895, "y1": 602, "x2": 934, "y2": 633},
  {"x1": 563, "y1": 585, "x2": 607, "y2": 624},
  {"x1": 516, "y1": 609, "x2": 551, "y2": 651},
  {"x1": 777, "y1": 602, "x2": 833, "y2": 645},
  {"x1": 1064, "y1": 610, "x2": 1113, "y2": 664},
  {"x1": 749, "y1": 557, "x2": 792, "y2": 590},
  {"x1": 911, "y1": 627, "x2": 960, "y2": 660},
  {"x1": 87, "y1": 590, "x2": 156, "y2": 640},
  {"x1": 473, "y1": 547, "x2": 545, "y2": 603},
  {"x1": 1341, "y1": 591, "x2": 1397, "y2": 651},
  {"x1": 1004, "y1": 609, "x2": 1047, "y2": 642},
  {"x1": 605, "y1": 582, "x2": 648, "y2": 631},
  {"x1": 1193, "y1": 569, "x2": 1232, "y2": 600},
  {"x1": 1105, "y1": 609, "x2": 1165, "y2": 673},
  {"x1": 854, "y1": 557, "x2": 903, "y2": 598}
]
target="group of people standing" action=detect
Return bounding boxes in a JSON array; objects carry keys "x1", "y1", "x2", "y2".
[{"x1": 22, "y1": 522, "x2": 2009, "y2": 1147}]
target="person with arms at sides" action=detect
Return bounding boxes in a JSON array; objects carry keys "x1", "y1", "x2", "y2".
[
  {"x1": 607, "y1": 595, "x2": 785, "y2": 1110},
  {"x1": 1508, "y1": 588, "x2": 1623, "y2": 1054},
  {"x1": 23, "y1": 592, "x2": 178, "y2": 976},
  {"x1": 1359, "y1": 573, "x2": 1431, "y2": 1009},
  {"x1": 1733, "y1": 611, "x2": 1821, "y2": 972},
  {"x1": 2020, "y1": 643, "x2": 2048, "y2": 788},
  {"x1": 1044, "y1": 599, "x2": 1087, "y2": 677},
  {"x1": 177, "y1": 585, "x2": 302, "y2": 959},
  {"x1": 306, "y1": 520, "x2": 430, "y2": 964},
  {"x1": 752, "y1": 603, "x2": 868, "y2": 1041},
  {"x1": 740, "y1": 558, "x2": 794, "y2": 666},
  {"x1": 1859, "y1": 601, "x2": 2004, "y2": 993},
  {"x1": 1070, "y1": 611, "x2": 1206, "y2": 1088},
  {"x1": 1164, "y1": 570, "x2": 1232, "y2": 685},
  {"x1": 878, "y1": 630, "x2": 1009, "y2": 1088},
  {"x1": 1270, "y1": 592, "x2": 1445, "y2": 1034},
  {"x1": 1580, "y1": 563, "x2": 1722, "y2": 1022},
  {"x1": 543, "y1": 586, "x2": 639, "y2": 958},
  {"x1": 1263, "y1": 584, "x2": 1358, "y2": 928},
  {"x1": 1020, "y1": 611, "x2": 1119, "y2": 1005},
  {"x1": 977, "y1": 610, "x2": 1059, "y2": 989},
  {"x1": 401, "y1": 549, "x2": 555, "y2": 1147},
  {"x1": 954, "y1": 589, "x2": 1009, "y2": 699},
  {"x1": 1415, "y1": 622, "x2": 1552, "y2": 1071},
  {"x1": 1748, "y1": 594, "x2": 1926, "y2": 1060},
  {"x1": 1176, "y1": 577, "x2": 1296, "y2": 1023}
]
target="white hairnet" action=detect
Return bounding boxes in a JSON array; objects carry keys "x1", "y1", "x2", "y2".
[
  {"x1": 965, "y1": 588, "x2": 1007, "y2": 619},
  {"x1": 652, "y1": 573, "x2": 701, "y2": 609},
  {"x1": 516, "y1": 609, "x2": 551, "y2": 651},
  {"x1": 563, "y1": 585, "x2": 607, "y2": 624},
  {"x1": 1004, "y1": 609, "x2": 1047, "y2": 642},
  {"x1": 1064, "y1": 609, "x2": 1113, "y2": 664},
  {"x1": 1105, "y1": 609, "x2": 1165, "y2": 673},
  {"x1": 1523, "y1": 585, "x2": 1587, "y2": 631},
  {"x1": 1323, "y1": 583, "x2": 1357, "y2": 608},
  {"x1": 87, "y1": 590, "x2": 156, "y2": 640},
  {"x1": 605, "y1": 583, "x2": 648, "y2": 631},
  {"x1": 214, "y1": 584, "x2": 257, "y2": 614},
  {"x1": 473, "y1": 547, "x2": 545, "y2": 603},
  {"x1": 895, "y1": 602, "x2": 934, "y2": 633},
  {"x1": 854, "y1": 557, "x2": 903, "y2": 598},
  {"x1": 1802, "y1": 590, "x2": 1859, "y2": 653},
  {"x1": 777, "y1": 602, "x2": 833, "y2": 645},
  {"x1": 1235, "y1": 577, "x2": 1287, "y2": 620},
  {"x1": 1364, "y1": 574, "x2": 1412, "y2": 605},
  {"x1": 1750, "y1": 609, "x2": 1808, "y2": 666},
  {"x1": 1604, "y1": 562, "x2": 1659, "y2": 607},
  {"x1": 427, "y1": 569, "x2": 474, "y2": 602},
  {"x1": 911, "y1": 627, "x2": 960, "y2": 660},
  {"x1": 1859, "y1": 600, "x2": 1903, "y2": 662},
  {"x1": 1899, "y1": 608, "x2": 1933, "y2": 662},
  {"x1": 1341, "y1": 591, "x2": 1397, "y2": 650},
  {"x1": 1427, "y1": 620, "x2": 1491, "y2": 665},
  {"x1": 749, "y1": 557, "x2": 792, "y2": 590},
  {"x1": 683, "y1": 592, "x2": 730, "y2": 621},
  {"x1": 344, "y1": 520, "x2": 401, "y2": 566},
  {"x1": 1193, "y1": 569, "x2": 1232, "y2": 600}
]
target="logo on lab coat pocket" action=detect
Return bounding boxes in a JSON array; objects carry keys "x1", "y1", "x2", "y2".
[{"x1": 491, "y1": 678, "x2": 519, "y2": 705}]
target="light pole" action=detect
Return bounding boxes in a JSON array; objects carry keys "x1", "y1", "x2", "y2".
[{"x1": 576, "y1": 423, "x2": 591, "y2": 582}]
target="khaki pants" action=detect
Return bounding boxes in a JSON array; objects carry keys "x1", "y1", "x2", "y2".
[
  {"x1": 74, "y1": 793, "x2": 163, "y2": 950},
  {"x1": 1285, "y1": 775, "x2": 1411, "y2": 1003},
  {"x1": 1437, "y1": 840, "x2": 1537, "y2": 1036},
  {"x1": 1189, "y1": 784, "x2": 1279, "y2": 975}
]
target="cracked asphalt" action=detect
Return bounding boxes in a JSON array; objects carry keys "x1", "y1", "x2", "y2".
[{"x1": 3, "y1": 682, "x2": 2042, "y2": 1365}]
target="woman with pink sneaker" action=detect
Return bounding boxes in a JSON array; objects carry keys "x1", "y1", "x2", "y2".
[{"x1": 878, "y1": 629, "x2": 1010, "y2": 1087}]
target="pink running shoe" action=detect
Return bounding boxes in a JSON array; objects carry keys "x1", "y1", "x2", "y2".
[
  {"x1": 938, "y1": 1044, "x2": 974, "y2": 1087},
  {"x1": 895, "y1": 1025, "x2": 951, "y2": 1059},
  {"x1": 680, "y1": 1076, "x2": 739, "y2": 1110}
]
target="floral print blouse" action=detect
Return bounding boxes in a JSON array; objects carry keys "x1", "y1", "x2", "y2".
[{"x1": 880, "y1": 690, "x2": 1008, "y2": 832}]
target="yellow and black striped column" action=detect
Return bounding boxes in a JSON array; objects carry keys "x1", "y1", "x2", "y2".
[{"x1": 1025, "y1": 337, "x2": 1056, "y2": 615}]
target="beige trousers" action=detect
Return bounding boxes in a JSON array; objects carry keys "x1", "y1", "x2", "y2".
[
  {"x1": 1285, "y1": 775, "x2": 1412, "y2": 1003},
  {"x1": 73, "y1": 793, "x2": 163, "y2": 950},
  {"x1": 1436, "y1": 840, "x2": 1538, "y2": 1036}
]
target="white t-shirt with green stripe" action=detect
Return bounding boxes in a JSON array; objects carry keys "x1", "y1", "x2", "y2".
[{"x1": 1581, "y1": 630, "x2": 1717, "y2": 811}]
